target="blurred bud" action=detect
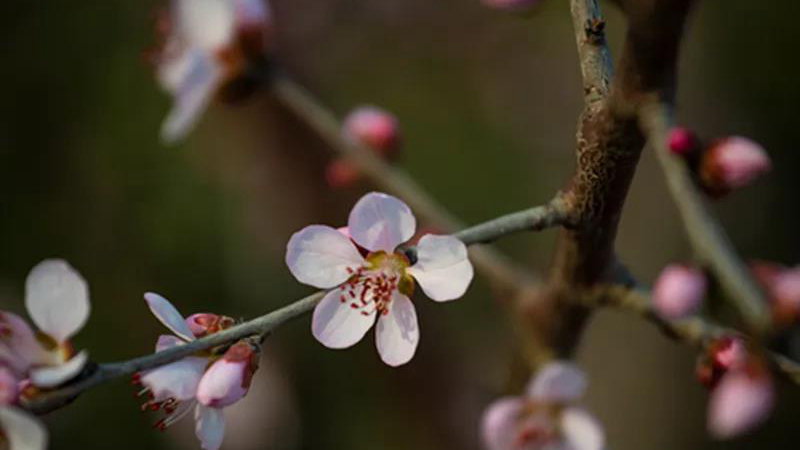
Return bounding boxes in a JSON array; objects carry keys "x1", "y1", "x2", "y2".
[
  {"x1": 712, "y1": 337, "x2": 747, "y2": 371},
  {"x1": 708, "y1": 365, "x2": 773, "y2": 439},
  {"x1": 342, "y1": 106, "x2": 400, "y2": 156},
  {"x1": 325, "y1": 159, "x2": 362, "y2": 188},
  {"x1": 668, "y1": 127, "x2": 696, "y2": 155},
  {"x1": 700, "y1": 137, "x2": 771, "y2": 197},
  {"x1": 752, "y1": 262, "x2": 800, "y2": 325},
  {"x1": 197, "y1": 340, "x2": 259, "y2": 408},
  {"x1": 481, "y1": 0, "x2": 545, "y2": 12},
  {"x1": 185, "y1": 313, "x2": 236, "y2": 338},
  {"x1": 652, "y1": 264, "x2": 707, "y2": 319},
  {"x1": 0, "y1": 366, "x2": 19, "y2": 405}
]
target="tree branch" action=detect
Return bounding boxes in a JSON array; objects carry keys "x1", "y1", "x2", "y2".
[{"x1": 25, "y1": 201, "x2": 565, "y2": 415}]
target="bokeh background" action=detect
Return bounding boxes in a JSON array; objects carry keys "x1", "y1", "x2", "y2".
[{"x1": 2, "y1": 0, "x2": 799, "y2": 449}]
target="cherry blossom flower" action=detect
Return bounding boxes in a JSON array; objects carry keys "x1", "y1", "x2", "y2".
[
  {"x1": 708, "y1": 365, "x2": 773, "y2": 439},
  {"x1": 481, "y1": 361, "x2": 605, "y2": 450},
  {"x1": 286, "y1": 192, "x2": 474, "y2": 366},
  {"x1": 153, "y1": 0, "x2": 272, "y2": 143},
  {"x1": 652, "y1": 264, "x2": 706, "y2": 319},
  {"x1": 696, "y1": 336, "x2": 747, "y2": 389},
  {"x1": 0, "y1": 260, "x2": 91, "y2": 389},
  {"x1": 700, "y1": 136, "x2": 771, "y2": 197},
  {"x1": 0, "y1": 405, "x2": 47, "y2": 450},
  {"x1": 136, "y1": 293, "x2": 257, "y2": 450}
]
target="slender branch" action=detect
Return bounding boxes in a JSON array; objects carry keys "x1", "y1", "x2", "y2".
[
  {"x1": 270, "y1": 72, "x2": 550, "y2": 290},
  {"x1": 640, "y1": 102, "x2": 771, "y2": 334},
  {"x1": 570, "y1": 0, "x2": 613, "y2": 104},
  {"x1": 25, "y1": 202, "x2": 565, "y2": 415}
]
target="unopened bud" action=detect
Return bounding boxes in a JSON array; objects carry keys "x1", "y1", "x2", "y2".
[
  {"x1": 185, "y1": 314, "x2": 236, "y2": 338},
  {"x1": 708, "y1": 365, "x2": 773, "y2": 439},
  {"x1": 196, "y1": 340, "x2": 259, "y2": 408},
  {"x1": 342, "y1": 106, "x2": 400, "y2": 156},
  {"x1": 667, "y1": 127, "x2": 696, "y2": 155},
  {"x1": 700, "y1": 137, "x2": 771, "y2": 197},
  {"x1": 752, "y1": 262, "x2": 800, "y2": 325},
  {"x1": 325, "y1": 159, "x2": 362, "y2": 188},
  {"x1": 652, "y1": 264, "x2": 707, "y2": 319}
]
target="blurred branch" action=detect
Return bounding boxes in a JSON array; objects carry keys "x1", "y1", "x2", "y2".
[
  {"x1": 25, "y1": 201, "x2": 566, "y2": 415},
  {"x1": 270, "y1": 72, "x2": 552, "y2": 291}
]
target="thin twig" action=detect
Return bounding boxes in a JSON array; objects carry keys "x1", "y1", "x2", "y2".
[
  {"x1": 639, "y1": 101, "x2": 771, "y2": 334},
  {"x1": 26, "y1": 201, "x2": 565, "y2": 414},
  {"x1": 570, "y1": 0, "x2": 612, "y2": 104}
]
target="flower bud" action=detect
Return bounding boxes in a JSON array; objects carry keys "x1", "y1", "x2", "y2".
[
  {"x1": 196, "y1": 340, "x2": 259, "y2": 408},
  {"x1": 0, "y1": 366, "x2": 19, "y2": 405},
  {"x1": 667, "y1": 127, "x2": 696, "y2": 155},
  {"x1": 325, "y1": 159, "x2": 362, "y2": 188},
  {"x1": 700, "y1": 137, "x2": 771, "y2": 197},
  {"x1": 481, "y1": 0, "x2": 544, "y2": 12},
  {"x1": 708, "y1": 366, "x2": 773, "y2": 439},
  {"x1": 652, "y1": 264, "x2": 707, "y2": 319},
  {"x1": 342, "y1": 106, "x2": 400, "y2": 156},
  {"x1": 752, "y1": 262, "x2": 800, "y2": 324},
  {"x1": 185, "y1": 314, "x2": 236, "y2": 338}
]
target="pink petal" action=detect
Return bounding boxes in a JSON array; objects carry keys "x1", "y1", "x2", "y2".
[
  {"x1": 0, "y1": 312, "x2": 46, "y2": 374},
  {"x1": 527, "y1": 361, "x2": 587, "y2": 404},
  {"x1": 285, "y1": 225, "x2": 365, "y2": 289},
  {"x1": 0, "y1": 367, "x2": 19, "y2": 405},
  {"x1": 140, "y1": 357, "x2": 208, "y2": 402},
  {"x1": 481, "y1": 397, "x2": 525, "y2": 450},
  {"x1": 708, "y1": 370, "x2": 773, "y2": 439},
  {"x1": 375, "y1": 293, "x2": 419, "y2": 367},
  {"x1": 144, "y1": 292, "x2": 196, "y2": 342},
  {"x1": 560, "y1": 407, "x2": 605, "y2": 450},
  {"x1": 24, "y1": 259, "x2": 90, "y2": 344},
  {"x1": 232, "y1": 0, "x2": 271, "y2": 27},
  {"x1": 652, "y1": 264, "x2": 706, "y2": 319},
  {"x1": 29, "y1": 350, "x2": 89, "y2": 389},
  {"x1": 0, "y1": 406, "x2": 48, "y2": 450},
  {"x1": 196, "y1": 342, "x2": 257, "y2": 408},
  {"x1": 194, "y1": 404, "x2": 226, "y2": 450},
  {"x1": 407, "y1": 234, "x2": 474, "y2": 302},
  {"x1": 311, "y1": 288, "x2": 376, "y2": 349},
  {"x1": 347, "y1": 192, "x2": 416, "y2": 252}
]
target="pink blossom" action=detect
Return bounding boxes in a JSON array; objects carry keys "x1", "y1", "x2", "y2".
[
  {"x1": 0, "y1": 406, "x2": 48, "y2": 450},
  {"x1": 667, "y1": 127, "x2": 695, "y2": 155},
  {"x1": 0, "y1": 367, "x2": 18, "y2": 406},
  {"x1": 481, "y1": 361, "x2": 604, "y2": 450},
  {"x1": 700, "y1": 137, "x2": 771, "y2": 196},
  {"x1": 652, "y1": 264, "x2": 706, "y2": 319},
  {"x1": 697, "y1": 336, "x2": 747, "y2": 389},
  {"x1": 286, "y1": 192, "x2": 474, "y2": 366},
  {"x1": 708, "y1": 368, "x2": 773, "y2": 439},
  {"x1": 197, "y1": 341, "x2": 259, "y2": 408}
]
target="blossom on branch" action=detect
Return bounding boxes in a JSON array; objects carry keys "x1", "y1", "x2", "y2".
[
  {"x1": 286, "y1": 192, "x2": 474, "y2": 366},
  {"x1": 652, "y1": 264, "x2": 706, "y2": 319},
  {"x1": 0, "y1": 404, "x2": 47, "y2": 450},
  {"x1": 481, "y1": 361, "x2": 604, "y2": 450},
  {"x1": 700, "y1": 137, "x2": 771, "y2": 197},
  {"x1": 136, "y1": 293, "x2": 259, "y2": 450}
]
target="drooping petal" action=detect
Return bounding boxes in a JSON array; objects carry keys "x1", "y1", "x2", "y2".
[
  {"x1": 311, "y1": 288, "x2": 375, "y2": 349},
  {"x1": 140, "y1": 357, "x2": 208, "y2": 402},
  {"x1": 143, "y1": 292, "x2": 196, "y2": 342},
  {"x1": 286, "y1": 225, "x2": 366, "y2": 289},
  {"x1": 156, "y1": 334, "x2": 185, "y2": 352},
  {"x1": 160, "y1": 49, "x2": 223, "y2": 144},
  {"x1": 481, "y1": 397, "x2": 525, "y2": 450},
  {"x1": 0, "y1": 312, "x2": 46, "y2": 374},
  {"x1": 708, "y1": 370, "x2": 774, "y2": 439},
  {"x1": 24, "y1": 259, "x2": 90, "y2": 344},
  {"x1": 527, "y1": 361, "x2": 587, "y2": 404},
  {"x1": 29, "y1": 350, "x2": 89, "y2": 389},
  {"x1": 375, "y1": 293, "x2": 419, "y2": 367},
  {"x1": 175, "y1": 0, "x2": 235, "y2": 51},
  {"x1": 195, "y1": 404, "x2": 226, "y2": 450},
  {"x1": 347, "y1": 192, "x2": 416, "y2": 252},
  {"x1": 0, "y1": 406, "x2": 48, "y2": 450},
  {"x1": 560, "y1": 407, "x2": 605, "y2": 450},
  {"x1": 406, "y1": 234, "x2": 473, "y2": 302},
  {"x1": 196, "y1": 341, "x2": 257, "y2": 408}
]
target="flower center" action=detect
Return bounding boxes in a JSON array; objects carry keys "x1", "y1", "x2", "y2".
[{"x1": 341, "y1": 251, "x2": 414, "y2": 316}]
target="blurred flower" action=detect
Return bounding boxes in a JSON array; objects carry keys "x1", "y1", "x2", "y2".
[
  {"x1": 327, "y1": 106, "x2": 401, "y2": 188},
  {"x1": 752, "y1": 261, "x2": 800, "y2": 325},
  {"x1": 0, "y1": 367, "x2": 18, "y2": 406},
  {"x1": 652, "y1": 264, "x2": 706, "y2": 319},
  {"x1": 136, "y1": 293, "x2": 256, "y2": 450},
  {"x1": 153, "y1": 0, "x2": 273, "y2": 143},
  {"x1": 700, "y1": 137, "x2": 771, "y2": 197},
  {"x1": 696, "y1": 336, "x2": 747, "y2": 389},
  {"x1": 708, "y1": 364, "x2": 773, "y2": 439},
  {"x1": 286, "y1": 192, "x2": 474, "y2": 366},
  {"x1": 0, "y1": 406, "x2": 47, "y2": 450},
  {"x1": 0, "y1": 259, "x2": 91, "y2": 389},
  {"x1": 667, "y1": 127, "x2": 696, "y2": 155},
  {"x1": 481, "y1": 361, "x2": 604, "y2": 450},
  {"x1": 481, "y1": 0, "x2": 545, "y2": 12}
]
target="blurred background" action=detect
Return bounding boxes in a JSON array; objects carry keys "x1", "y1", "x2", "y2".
[{"x1": 1, "y1": 0, "x2": 799, "y2": 449}]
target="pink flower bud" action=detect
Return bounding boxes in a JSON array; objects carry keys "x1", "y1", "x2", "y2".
[
  {"x1": 342, "y1": 106, "x2": 400, "y2": 155},
  {"x1": 667, "y1": 127, "x2": 696, "y2": 155},
  {"x1": 700, "y1": 137, "x2": 771, "y2": 197},
  {"x1": 481, "y1": 0, "x2": 544, "y2": 12},
  {"x1": 711, "y1": 337, "x2": 747, "y2": 372},
  {"x1": 752, "y1": 262, "x2": 800, "y2": 324},
  {"x1": 325, "y1": 159, "x2": 362, "y2": 188},
  {"x1": 708, "y1": 368, "x2": 773, "y2": 439},
  {"x1": 185, "y1": 314, "x2": 235, "y2": 338},
  {"x1": 196, "y1": 341, "x2": 259, "y2": 408},
  {"x1": 0, "y1": 366, "x2": 19, "y2": 405},
  {"x1": 652, "y1": 264, "x2": 707, "y2": 319}
]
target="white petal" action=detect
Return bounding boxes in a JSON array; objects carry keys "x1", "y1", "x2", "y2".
[
  {"x1": 347, "y1": 192, "x2": 416, "y2": 252},
  {"x1": 29, "y1": 350, "x2": 89, "y2": 389},
  {"x1": 160, "y1": 49, "x2": 222, "y2": 144},
  {"x1": 195, "y1": 404, "x2": 226, "y2": 450},
  {"x1": 375, "y1": 293, "x2": 419, "y2": 367},
  {"x1": 286, "y1": 225, "x2": 366, "y2": 289},
  {"x1": 175, "y1": 0, "x2": 235, "y2": 50},
  {"x1": 481, "y1": 397, "x2": 524, "y2": 450},
  {"x1": 407, "y1": 234, "x2": 474, "y2": 302},
  {"x1": 527, "y1": 361, "x2": 587, "y2": 404},
  {"x1": 560, "y1": 407, "x2": 605, "y2": 450},
  {"x1": 24, "y1": 259, "x2": 90, "y2": 344},
  {"x1": 140, "y1": 357, "x2": 208, "y2": 402},
  {"x1": 144, "y1": 292, "x2": 196, "y2": 342},
  {"x1": 156, "y1": 334, "x2": 185, "y2": 352},
  {"x1": 311, "y1": 288, "x2": 375, "y2": 349},
  {"x1": 0, "y1": 406, "x2": 48, "y2": 450}
]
